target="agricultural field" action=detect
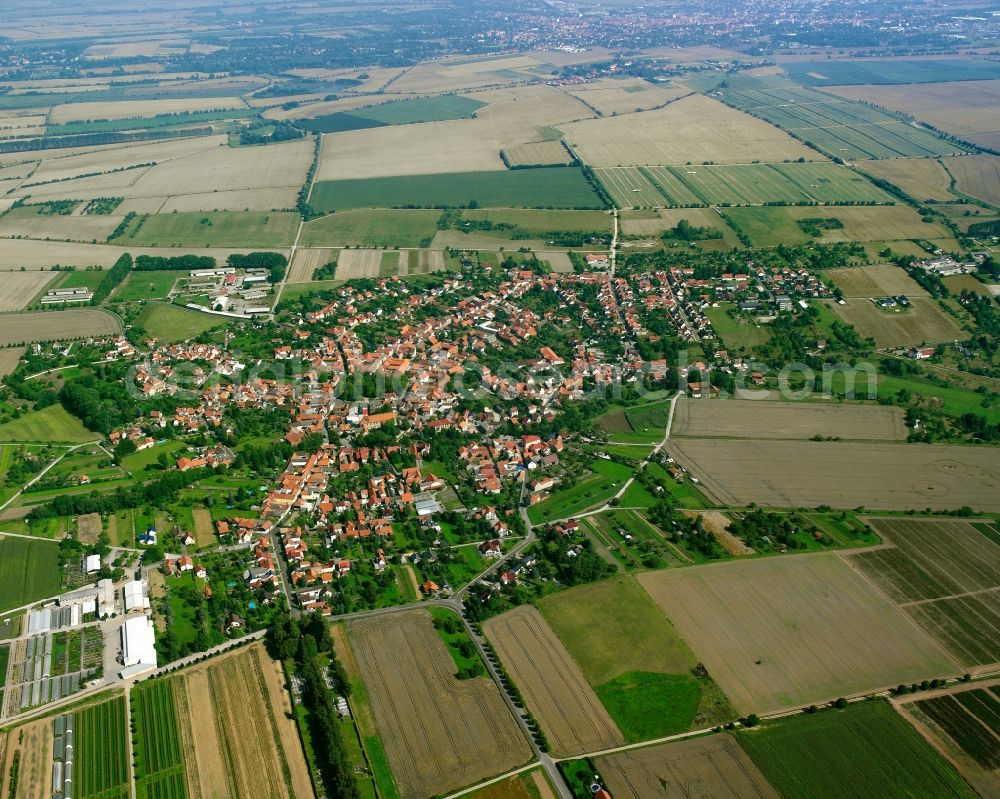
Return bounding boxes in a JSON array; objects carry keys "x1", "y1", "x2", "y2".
[
  {"x1": 562, "y1": 77, "x2": 689, "y2": 116},
  {"x1": 0, "y1": 535, "x2": 61, "y2": 612},
  {"x1": 0, "y1": 347, "x2": 24, "y2": 379},
  {"x1": 594, "y1": 734, "x2": 779, "y2": 799},
  {"x1": 113, "y1": 269, "x2": 180, "y2": 302},
  {"x1": 131, "y1": 678, "x2": 188, "y2": 799},
  {"x1": 785, "y1": 58, "x2": 1000, "y2": 86},
  {"x1": 666, "y1": 439, "x2": 1000, "y2": 511},
  {"x1": 726, "y1": 204, "x2": 949, "y2": 247},
  {"x1": 0, "y1": 717, "x2": 53, "y2": 799},
  {"x1": 116, "y1": 211, "x2": 298, "y2": 248},
  {"x1": 48, "y1": 96, "x2": 246, "y2": 123},
  {"x1": 848, "y1": 518, "x2": 1000, "y2": 668},
  {"x1": 134, "y1": 303, "x2": 227, "y2": 343},
  {"x1": 0, "y1": 272, "x2": 56, "y2": 312},
  {"x1": 298, "y1": 95, "x2": 486, "y2": 132},
  {"x1": 638, "y1": 553, "x2": 957, "y2": 713},
  {"x1": 502, "y1": 140, "x2": 574, "y2": 167},
  {"x1": 942, "y1": 155, "x2": 1000, "y2": 207},
  {"x1": 560, "y1": 94, "x2": 817, "y2": 166},
  {"x1": 138, "y1": 643, "x2": 315, "y2": 799},
  {"x1": 73, "y1": 697, "x2": 132, "y2": 799},
  {"x1": 300, "y1": 210, "x2": 439, "y2": 249},
  {"x1": 620, "y1": 207, "x2": 728, "y2": 238},
  {"x1": 827, "y1": 296, "x2": 967, "y2": 348},
  {"x1": 310, "y1": 168, "x2": 604, "y2": 212},
  {"x1": 0, "y1": 403, "x2": 94, "y2": 443},
  {"x1": 824, "y1": 264, "x2": 927, "y2": 297},
  {"x1": 902, "y1": 682, "x2": 1000, "y2": 797},
  {"x1": 349, "y1": 611, "x2": 530, "y2": 799},
  {"x1": 828, "y1": 80, "x2": 1000, "y2": 152},
  {"x1": 483, "y1": 605, "x2": 624, "y2": 757},
  {"x1": 0, "y1": 308, "x2": 119, "y2": 345},
  {"x1": 335, "y1": 249, "x2": 385, "y2": 280},
  {"x1": 718, "y1": 79, "x2": 966, "y2": 160},
  {"x1": 0, "y1": 205, "x2": 123, "y2": 242},
  {"x1": 859, "y1": 157, "x2": 956, "y2": 202},
  {"x1": 538, "y1": 577, "x2": 733, "y2": 739},
  {"x1": 460, "y1": 208, "x2": 612, "y2": 234},
  {"x1": 287, "y1": 248, "x2": 338, "y2": 283},
  {"x1": 671, "y1": 397, "x2": 907, "y2": 440}
]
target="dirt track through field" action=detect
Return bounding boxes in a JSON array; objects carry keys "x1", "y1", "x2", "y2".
[
  {"x1": 350, "y1": 611, "x2": 530, "y2": 799},
  {"x1": 594, "y1": 734, "x2": 780, "y2": 799},
  {"x1": 483, "y1": 605, "x2": 624, "y2": 757}
]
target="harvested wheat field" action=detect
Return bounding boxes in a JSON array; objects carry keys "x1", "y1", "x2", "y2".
[
  {"x1": 829, "y1": 296, "x2": 966, "y2": 348},
  {"x1": 668, "y1": 439, "x2": 1000, "y2": 512},
  {"x1": 538, "y1": 251, "x2": 574, "y2": 273},
  {"x1": 860, "y1": 158, "x2": 956, "y2": 202},
  {"x1": 638, "y1": 553, "x2": 957, "y2": 713},
  {"x1": 559, "y1": 95, "x2": 817, "y2": 167},
  {"x1": 287, "y1": 248, "x2": 339, "y2": 283},
  {"x1": 350, "y1": 611, "x2": 530, "y2": 799},
  {"x1": 0, "y1": 271, "x2": 55, "y2": 310},
  {"x1": 484, "y1": 605, "x2": 624, "y2": 757},
  {"x1": 825, "y1": 264, "x2": 927, "y2": 298},
  {"x1": 0, "y1": 308, "x2": 120, "y2": 345},
  {"x1": 0, "y1": 211, "x2": 123, "y2": 242},
  {"x1": 48, "y1": 96, "x2": 245, "y2": 123},
  {"x1": 563, "y1": 78, "x2": 688, "y2": 116},
  {"x1": 335, "y1": 249, "x2": 383, "y2": 280},
  {"x1": 0, "y1": 347, "x2": 24, "y2": 378},
  {"x1": 408, "y1": 249, "x2": 446, "y2": 275},
  {"x1": 0, "y1": 239, "x2": 285, "y2": 270},
  {"x1": 0, "y1": 718, "x2": 52, "y2": 799},
  {"x1": 172, "y1": 643, "x2": 315, "y2": 799},
  {"x1": 943, "y1": 154, "x2": 1000, "y2": 207},
  {"x1": 671, "y1": 397, "x2": 907, "y2": 441},
  {"x1": 503, "y1": 140, "x2": 574, "y2": 167},
  {"x1": 594, "y1": 734, "x2": 779, "y2": 799}
]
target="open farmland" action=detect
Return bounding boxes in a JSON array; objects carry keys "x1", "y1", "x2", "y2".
[
  {"x1": 0, "y1": 535, "x2": 61, "y2": 612},
  {"x1": 0, "y1": 403, "x2": 95, "y2": 443},
  {"x1": 902, "y1": 681, "x2": 1000, "y2": 797},
  {"x1": 301, "y1": 210, "x2": 440, "y2": 249},
  {"x1": 718, "y1": 79, "x2": 966, "y2": 160},
  {"x1": 0, "y1": 308, "x2": 119, "y2": 345},
  {"x1": 47, "y1": 96, "x2": 246, "y2": 123},
  {"x1": 0, "y1": 271, "x2": 55, "y2": 310},
  {"x1": 671, "y1": 397, "x2": 907, "y2": 440},
  {"x1": 287, "y1": 248, "x2": 338, "y2": 283},
  {"x1": 738, "y1": 700, "x2": 977, "y2": 799},
  {"x1": 537, "y1": 577, "x2": 733, "y2": 738},
  {"x1": 848, "y1": 518, "x2": 1000, "y2": 668},
  {"x1": 311, "y1": 168, "x2": 603, "y2": 212},
  {"x1": 786, "y1": 58, "x2": 1000, "y2": 86},
  {"x1": 335, "y1": 249, "x2": 384, "y2": 280},
  {"x1": 563, "y1": 77, "x2": 689, "y2": 116},
  {"x1": 825, "y1": 264, "x2": 927, "y2": 297},
  {"x1": 0, "y1": 206, "x2": 124, "y2": 243},
  {"x1": 0, "y1": 717, "x2": 53, "y2": 799},
  {"x1": 828, "y1": 80, "x2": 1000, "y2": 152},
  {"x1": 74, "y1": 697, "x2": 131, "y2": 799},
  {"x1": 859, "y1": 157, "x2": 956, "y2": 202},
  {"x1": 638, "y1": 554, "x2": 956, "y2": 713},
  {"x1": 942, "y1": 155, "x2": 1000, "y2": 207},
  {"x1": 117, "y1": 211, "x2": 298, "y2": 248},
  {"x1": 594, "y1": 735, "x2": 779, "y2": 799},
  {"x1": 350, "y1": 611, "x2": 530, "y2": 799},
  {"x1": 0, "y1": 347, "x2": 24, "y2": 378},
  {"x1": 483, "y1": 605, "x2": 624, "y2": 757},
  {"x1": 132, "y1": 678, "x2": 188, "y2": 798},
  {"x1": 298, "y1": 94, "x2": 485, "y2": 133},
  {"x1": 667, "y1": 439, "x2": 1000, "y2": 511},
  {"x1": 142, "y1": 643, "x2": 315, "y2": 799},
  {"x1": 828, "y1": 296, "x2": 967, "y2": 348},
  {"x1": 502, "y1": 140, "x2": 573, "y2": 167},
  {"x1": 561, "y1": 94, "x2": 816, "y2": 166},
  {"x1": 134, "y1": 304, "x2": 226, "y2": 344},
  {"x1": 0, "y1": 239, "x2": 277, "y2": 270},
  {"x1": 620, "y1": 208, "x2": 735, "y2": 244}
]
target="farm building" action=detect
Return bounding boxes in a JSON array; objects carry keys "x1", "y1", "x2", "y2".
[
  {"x1": 83, "y1": 554, "x2": 102, "y2": 574},
  {"x1": 120, "y1": 615, "x2": 158, "y2": 677},
  {"x1": 122, "y1": 580, "x2": 150, "y2": 612}
]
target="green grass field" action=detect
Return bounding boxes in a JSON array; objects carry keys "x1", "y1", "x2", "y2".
[
  {"x1": 705, "y1": 303, "x2": 773, "y2": 352},
  {"x1": 738, "y1": 700, "x2": 977, "y2": 799},
  {"x1": 596, "y1": 672, "x2": 705, "y2": 741},
  {"x1": 301, "y1": 209, "x2": 439, "y2": 248},
  {"x1": 53, "y1": 269, "x2": 108, "y2": 291},
  {"x1": 460, "y1": 208, "x2": 613, "y2": 233},
  {"x1": 75, "y1": 697, "x2": 132, "y2": 799},
  {"x1": 119, "y1": 211, "x2": 298, "y2": 247},
  {"x1": 0, "y1": 535, "x2": 61, "y2": 612},
  {"x1": 310, "y1": 167, "x2": 604, "y2": 212},
  {"x1": 121, "y1": 440, "x2": 186, "y2": 476},
  {"x1": 528, "y1": 458, "x2": 633, "y2": 524},
  {"x1": 0, "y1": 403, "x2": 95, "y2": 443},
  {"x1": 112, "y1": 270, "x2": 180, "y2": 302},
  {"x1": 134, "y1": 303, "x2": 227, "y2": 343},
  {"x1": 784, "y1": 58, "x2": 1000, "y2": 86}
]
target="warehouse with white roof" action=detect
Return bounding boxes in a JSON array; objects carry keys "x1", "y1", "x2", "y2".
[{"x1": 120, "y1": 615, "x2": 157, "y2": 679}]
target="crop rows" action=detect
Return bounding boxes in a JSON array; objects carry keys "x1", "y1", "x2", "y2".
[
  {"x1": 916, "y1": 693, "x2": 1000, "y2": 769},
  {"x1": 0, "y1": 536, "x2": 61, "y2": 613},
  {"x1": 596, "y1": 162, "x2": 890, "y2": 208},
  {"x1": 132, "y1": 679, "x2": 189, "y2": 799},
  {"x1": 76, "y1": 698, "x2": 131, "y2": 799}
]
